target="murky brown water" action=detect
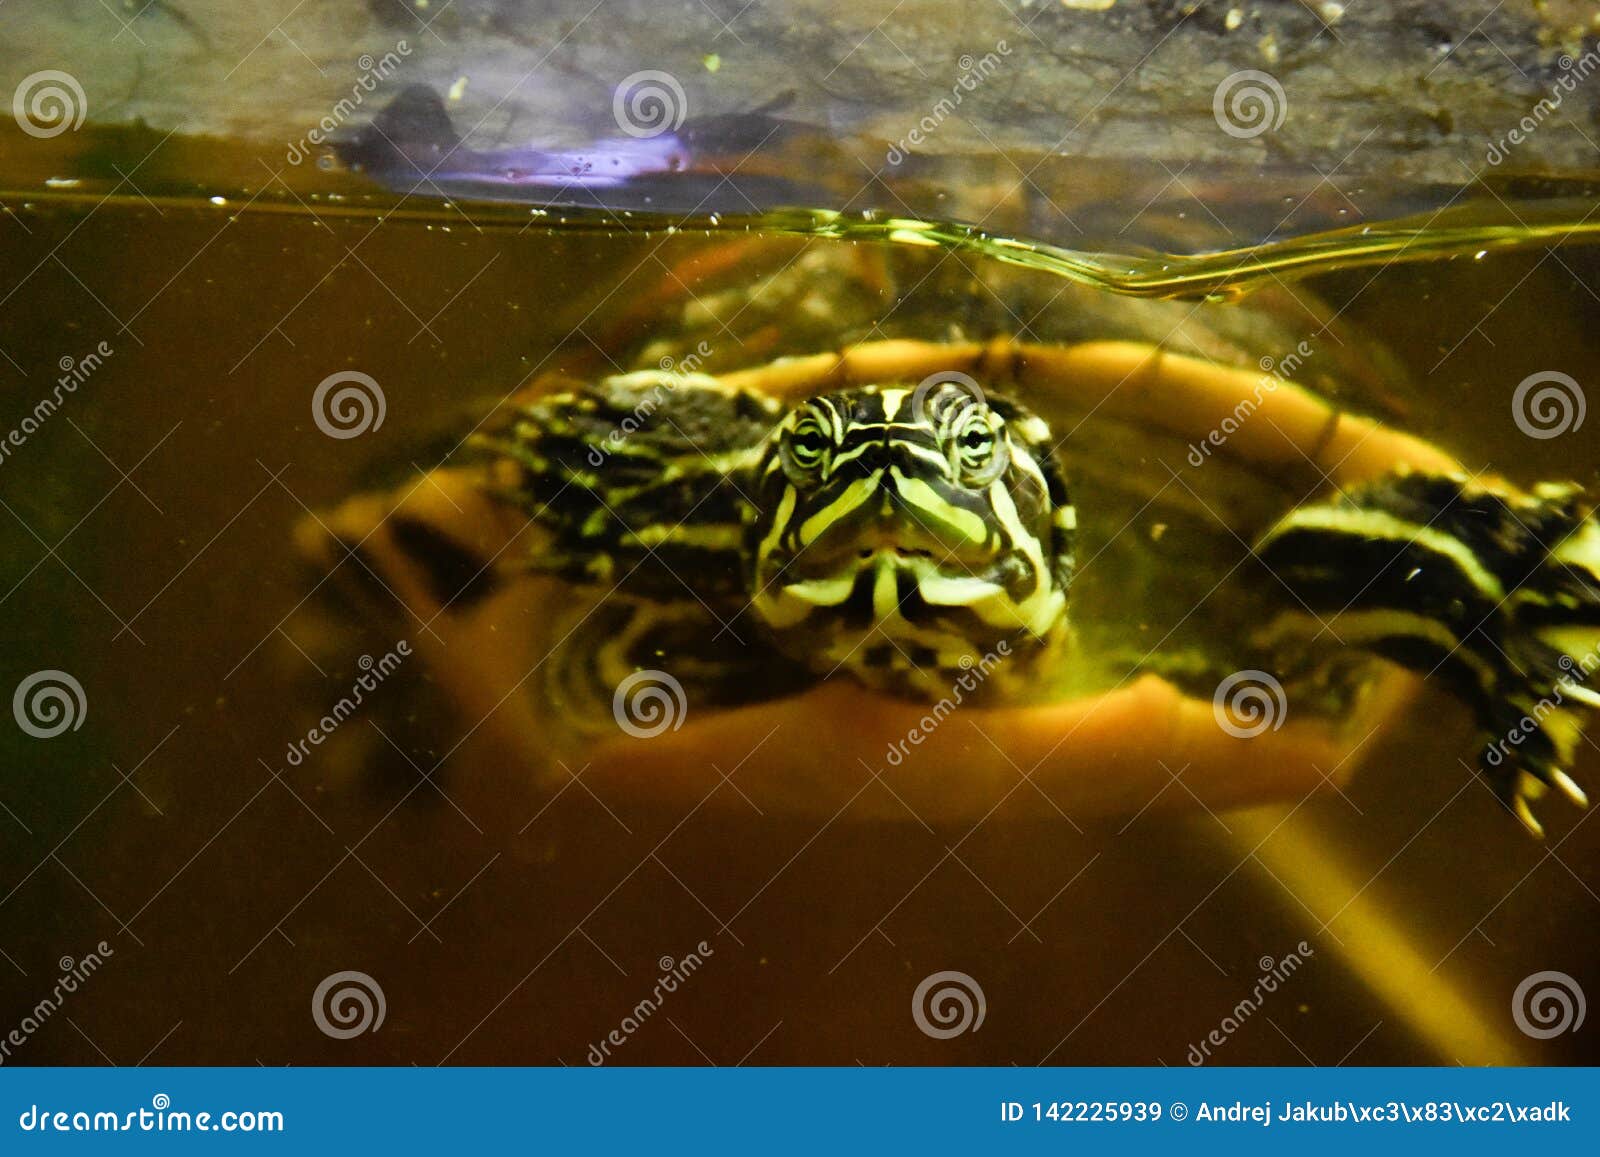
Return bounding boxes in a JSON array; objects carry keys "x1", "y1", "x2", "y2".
[{"x1": 1, "y1": 179, "x2": 1597, "y2": 1068}]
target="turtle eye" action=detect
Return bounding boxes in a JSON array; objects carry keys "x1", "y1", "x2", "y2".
[
  {"x1": 949, "y1": 406, "x2": 1008, "y2": 487},
  {"x1": 780, "y1": 413, "x2": 833, "y2": 484}
]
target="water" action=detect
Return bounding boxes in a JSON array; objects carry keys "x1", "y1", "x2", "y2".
[{"x1": 1, "y1": 168, "x2": 1598, "y2": 1067}]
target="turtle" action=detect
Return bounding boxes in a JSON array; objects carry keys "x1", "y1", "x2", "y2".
[{"x1": 293, "y1": 240, "x2": 1600, "y2": 835}]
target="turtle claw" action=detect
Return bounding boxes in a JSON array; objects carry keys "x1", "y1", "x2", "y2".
[
  {"x1": 1486, "y1": 737, "x2": 1591, "y2": 839},
  {"x1": 1551, "y1": 767, "x2": 1590, "y2": 808},
  {"x1": 1512, "y1": 792, "x2": 1546, "y2": 839},
  {"x1": 1562, "y1": 681, "x2": 1600, "y2": 711}
]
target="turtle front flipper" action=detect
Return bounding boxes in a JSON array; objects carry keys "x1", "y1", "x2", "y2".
[
  {"x1": 1253, "y1": 471, "x2": 1599, "y2": 835},
  {"x1": 472, "y1": 371, "x2": 782, "y2": 600}
]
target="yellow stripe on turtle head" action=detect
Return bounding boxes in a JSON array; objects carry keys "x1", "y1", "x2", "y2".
[{"x1": 890, "y1": 471, "x2": 991, "y2": 546}]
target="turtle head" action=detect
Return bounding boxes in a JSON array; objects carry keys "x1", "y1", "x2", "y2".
[{"x1": 745, "y1": 380, "x2": 1074, "y2": 693}]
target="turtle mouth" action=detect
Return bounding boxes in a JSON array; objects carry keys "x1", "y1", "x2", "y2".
[
  {"x1": 755, "y1": 544, "x2": 1031, "y2": 640},
  {"x1": 779, "y1": 533, "x2": 1000, "y2": 584},
  {"x1": 860, "y1": 545, "x2": 935, "y2": 560},
  {"x1": 767, "y1": 537, "x2": 1014, "y2": 606}
]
